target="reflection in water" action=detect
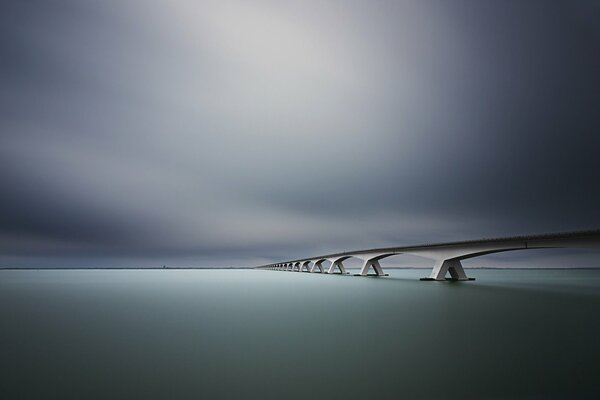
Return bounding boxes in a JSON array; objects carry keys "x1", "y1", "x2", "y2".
[{"x1": 1, "y1": 269, "x2": 599, "y2": 400}]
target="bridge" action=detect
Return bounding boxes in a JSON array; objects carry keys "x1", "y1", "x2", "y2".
[{"x1": 255, "y1": 230, "x2": 600, "y2": 280}]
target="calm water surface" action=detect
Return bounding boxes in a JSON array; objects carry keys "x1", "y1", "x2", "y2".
[{"x1": 1, "y1": 269, "x2": 600, "y2": 399}]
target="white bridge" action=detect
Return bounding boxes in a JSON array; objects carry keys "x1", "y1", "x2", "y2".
[{"x1": 255, "y1": 230, "x2": 600, "y2": 280}]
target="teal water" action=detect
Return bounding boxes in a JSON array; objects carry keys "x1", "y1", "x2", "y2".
[{"x1": 1, "y1": 269, "x2": 600, "y2": 400}]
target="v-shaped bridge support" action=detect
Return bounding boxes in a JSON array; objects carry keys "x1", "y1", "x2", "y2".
[{"x1": 420, "y1": 259, "x2": 475, "y2": 281}]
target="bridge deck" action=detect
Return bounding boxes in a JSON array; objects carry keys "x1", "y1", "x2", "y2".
[{"x1": 264, "y1": 230, "x2": 600, "y2": 266}]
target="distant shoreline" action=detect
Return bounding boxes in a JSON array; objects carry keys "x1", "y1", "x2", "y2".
[
  {"x1": 0, "y1": 267, "x2": 251, "y2": 270},
  {"x1": 1, "y1": 267, "x2": 599, "y2": 270}
]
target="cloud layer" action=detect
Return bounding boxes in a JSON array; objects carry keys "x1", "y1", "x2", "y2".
[{"x1": 1, "y1": 0, "x2": 599, "y2": 267}]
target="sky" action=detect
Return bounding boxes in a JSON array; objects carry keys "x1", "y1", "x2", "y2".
[{"x1": 1, "y1": 0, "x2": 599, "y2": 268}]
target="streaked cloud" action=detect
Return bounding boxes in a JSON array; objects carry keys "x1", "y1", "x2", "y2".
[{"x1": 1, "y1": 0, "x2": 599, "y2": 267}]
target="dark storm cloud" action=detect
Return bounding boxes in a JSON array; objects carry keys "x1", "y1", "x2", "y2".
[{"x1": 1, "y1": 0, "x2": 599, "y2": 267}]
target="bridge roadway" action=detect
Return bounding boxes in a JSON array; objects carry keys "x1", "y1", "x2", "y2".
[{"x1": 255, "y1": 230, "x2": 600, "y2": 280}]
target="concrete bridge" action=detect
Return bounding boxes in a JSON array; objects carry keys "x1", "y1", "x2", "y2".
[{"x1": 255, "y1": 230, "x2": 600, "y2": 281}]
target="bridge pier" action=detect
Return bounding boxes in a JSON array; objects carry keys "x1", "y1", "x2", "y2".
[
  {"x1": 420, "y1": 259, "x2": 475, "y2": 281},
  {"x1": 310, "y1": 260, "x2": 325, "y2": 273},
  {"x1": 327, "y1": 258, "x2": 349, "y2": 274},
  {"x1": 355, "y1": 258, "x2": 389, "y2": 276},
  {"x1": 301, "y1": 261, "x2": 311, "y2": 272}
]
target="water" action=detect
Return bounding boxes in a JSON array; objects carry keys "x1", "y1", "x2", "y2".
[{"x1": 1, "y1": 268, "x2": 600, "y2": 400}]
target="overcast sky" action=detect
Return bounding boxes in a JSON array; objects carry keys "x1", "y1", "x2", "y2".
[{"x1": 1, "y1": 0, "x2": 599, "y2": 268}]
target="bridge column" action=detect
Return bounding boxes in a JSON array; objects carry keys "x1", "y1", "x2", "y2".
[
  {"x1": 327, "y1": 258, "x2": 349, "y2": 274},
  {"x1": 294, "y1": 262, "x2": 301, "y2": 272},
  {"x1": 310, "y1": 260, "x2": 325, "y2": 273},
  {"x1": 420, "y1": 259, "x2": 474, "y2": 281},
  {"x1": 301, "y1": 261, "x2": 311, "y2": 272},
  {"x1": 355, "y1": 257, "x2": 389, "y2": 276}
]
